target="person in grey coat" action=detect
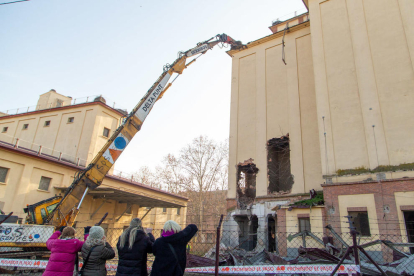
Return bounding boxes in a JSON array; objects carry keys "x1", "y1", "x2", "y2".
[{"x1": 81, "y1": 226, "x2": 116, "y2": 276}]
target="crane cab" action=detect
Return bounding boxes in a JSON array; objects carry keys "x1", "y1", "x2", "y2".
[{"x1": 23, "y1": 196, "x2": 62, "y2": 225}]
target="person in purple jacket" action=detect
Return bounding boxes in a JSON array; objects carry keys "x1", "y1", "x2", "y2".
[{"x1": 43, "y1": 226, "x2": 89, "y2": 276}]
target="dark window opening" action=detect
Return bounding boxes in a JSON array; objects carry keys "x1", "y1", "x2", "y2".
[
  {"x1": 349, "y1": 211, "x2": 371, "y2": 236},
  {"x1": 67, "y1": 117, "x2": 74, "y2": 123},
  {"x1": 38, "y1": 176, "x2": 51, "y2": 191},
  {"x1": 103, "y1": 127, "x2": 110, "y2": 138},
  {"x1": 2, "y1": 127, "x2": 8, "y2": 133},
  {"x1": 404, "y1": 211, "x2": 414, "y2": 254},
  {"x1": 0, "y1": 167, "x2": 9, "y2": 183},
  {"x1": 22, "y1": 124, "x2": 29, "y2": 130},
  {"x1": 236, "y1": 159, "x2": 259, "y2": 210},
  {"x1": 267, "y1": 134, "x2": 294, "y2": 194},
  {"x1": 162, "y1": 207, "x2": 167, "y2": 213},
  {"x1": 234, "y1": 215, "x2": 258, "y2": 251},
  {"x1": 44, "y1": 120, "x2": 51, "y2": 127},
  {"x1": 268, "y1": 215, "x2": 277, "y2": 253},
  {"x1": 298, "y1": 217, "x2": 311, "y2": 232},
  {"x1": 177, "y1": 208, "x2": 180, "y2": 215}
]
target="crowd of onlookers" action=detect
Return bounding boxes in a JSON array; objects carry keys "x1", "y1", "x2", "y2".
[{"x1": 42, "y1": 218, "x2": 198, "y2": 276}]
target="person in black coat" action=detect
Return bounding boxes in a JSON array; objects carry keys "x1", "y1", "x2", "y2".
[
  {"x1": 116, "y1": 218, "x2": 155, "y2": 276},
  {"x1": 151, "y1": 221, "x2": 198, "y2": 276}
]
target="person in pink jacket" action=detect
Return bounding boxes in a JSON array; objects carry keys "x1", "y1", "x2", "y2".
[{"x1": 43, "y1": 226, "x2": 89, "y2": 276}]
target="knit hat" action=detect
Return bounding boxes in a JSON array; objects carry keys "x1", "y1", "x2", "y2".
[
  {"x1": 89, "y1": 226, "x2": 105, "y2": 240},
  {"x1": 129, "y1": 218, "x2": 142, "y2": 228}
]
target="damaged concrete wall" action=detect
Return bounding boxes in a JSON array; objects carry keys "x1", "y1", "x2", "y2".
[
  {"x1": 228, "y1": 24, "x2": 324, "y2": 200},
  {"x1": 267, "y1": 135, "x2": 294, "y2": 193},
  {"x1": 236, "y1": 159, "x2": 258, "y2": 210}
]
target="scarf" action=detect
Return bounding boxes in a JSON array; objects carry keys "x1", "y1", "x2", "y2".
[{"x1": 162, "y1": 230, "x2": 176, "y2": 237}]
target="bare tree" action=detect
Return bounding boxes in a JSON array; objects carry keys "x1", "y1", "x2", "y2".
[
  {"x1": 132, "y1": 166, "x2": 161, "y2": 189},
  {"x1": 133, "y1": 136, "x2": 229, "y2": 231},
  {"x1": 178, "y1": 136, "x2": 228, "y2": 230},
  {"x1": 156, "y1": 154, "x2": 189, "y2": 194}
]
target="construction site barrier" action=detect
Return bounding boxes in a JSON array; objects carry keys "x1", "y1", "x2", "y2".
[
  {"x1": 0, "y1": 259, "x2": 360, "y2": 275},
  {"x1": 0, "y1": 225, "x2": 413, "y2": 275}
]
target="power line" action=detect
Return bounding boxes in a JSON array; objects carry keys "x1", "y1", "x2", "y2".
[{"x1": 0, "y1": 0, "x2": 29, "y2": 5}]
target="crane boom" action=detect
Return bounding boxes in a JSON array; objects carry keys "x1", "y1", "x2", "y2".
[{"x1": 35, "y1": 34, "x2": 243, "y2": 227}]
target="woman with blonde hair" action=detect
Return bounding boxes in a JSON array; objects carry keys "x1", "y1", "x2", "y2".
[
  {"x1": 115, "y1": 218, "x2": 155, "y2": 276},
  {"x1": 151, "y1": 221, "x2": 198, "y2": 276}
]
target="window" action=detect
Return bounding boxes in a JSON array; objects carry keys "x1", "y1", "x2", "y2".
[
  {"x1": 103, "y1": 127, "x2": 110, "y2": 138},
  {"x1": 38, "y1": 176, "x2": 51, "y2": 191},
  {"x1": 22, "y1": 124, "x2": 29, "y2": 130},
  {"x1": 298, "y1": 218, "x2": 311, "y2": 232},
  {"x1": 2, "y1": 127, "x2": 7, "y2": 133},
  {"x1": 0, "y1": 167, "x2": 9, "y2": 183},
  {"x1": 67, "y1": 117, "x2": 74, "y2": 123},
  {"x1": 163, "y1": 208, "x2": 167, "y2": 213},
  {"x1": 46, "y1": 203, "x2": 59, "y2": 214},
  {"x1": 177, "y1": 208, "x2": 180, "y2": 215},
  {"x1": 44, "y1": 120, "x2": 51, "y2": 127},
  {"x1": 349, "y1": 211, "x2": 371, "y2": 236},
  {"x1": 40, "y1": 208, "x2": 47, "y2": 219}
]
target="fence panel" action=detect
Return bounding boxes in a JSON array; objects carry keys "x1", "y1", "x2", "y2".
[{"x1": 0, "y1": 225, "x2": 412, "y2": 275}]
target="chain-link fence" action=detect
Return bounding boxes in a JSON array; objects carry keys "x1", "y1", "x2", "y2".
[{"x1": 0, "y1": 224, "x2": 413, "y2": 275}]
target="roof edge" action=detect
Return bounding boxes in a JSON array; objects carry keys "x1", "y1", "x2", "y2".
[
  {"x1": 227, "y1": 21, "x2": 310, "y2": 57},
  {"x1": 0, "y1": 101, "x2": 126, "y2": 120},
  {"x1": 0, "y1": 142, "x2": 188, "y2": 201}
]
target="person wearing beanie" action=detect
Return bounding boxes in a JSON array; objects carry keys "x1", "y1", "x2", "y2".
[
  {"x1": 116, "y1": 218, "x2": 155, "y2": 276},
  {"x1": 81, "y1": 226, "x2": 115, "y2": 276},
  {"x1": 151, "y1": 221, "x2": 198, "y2": 276},
  {"x1": 43, "y1": 226, "x2": 89, "y2": 276}
]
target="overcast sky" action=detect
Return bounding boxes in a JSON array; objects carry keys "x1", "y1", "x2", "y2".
[{"x1": 0, "y1": 0, "x2": 305, "y2": 174}]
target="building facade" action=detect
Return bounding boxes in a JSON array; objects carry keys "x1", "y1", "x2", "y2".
[
  {"x1": 225, "y1": 0, "x2": 414, "y2": 259},
  {"x1": 0, "y1": 90, "x2": 187, "y2": 230}
]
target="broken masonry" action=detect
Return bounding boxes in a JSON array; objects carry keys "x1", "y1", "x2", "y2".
[{"x1": 236, "y1": 158, "x2": 259, "y2": 210}]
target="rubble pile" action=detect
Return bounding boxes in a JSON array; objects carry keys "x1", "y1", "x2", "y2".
[{"x1": 188, "y1": 227, "x2": 414, "y2": 276}]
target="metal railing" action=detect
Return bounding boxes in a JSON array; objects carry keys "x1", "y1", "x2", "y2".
[{"x1": 0, "y1": 132, "x2": 88, "y2": 167}]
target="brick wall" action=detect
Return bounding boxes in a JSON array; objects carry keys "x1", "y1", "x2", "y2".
[{"x1": 322, "y1": 177, "x2": 414, "y2": 236}]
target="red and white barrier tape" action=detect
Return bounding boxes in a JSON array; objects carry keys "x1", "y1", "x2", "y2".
[{"x1": 0, "y1": 258, "x2": 360, "y2": 274}]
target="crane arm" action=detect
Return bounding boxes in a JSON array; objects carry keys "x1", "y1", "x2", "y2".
[{"x1": 37, "y1": 34, "x2": 242, "y2": 227}]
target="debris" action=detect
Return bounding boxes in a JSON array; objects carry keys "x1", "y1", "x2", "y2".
[
  {"x1": 236, "y1": 159, "x2": 258, "y2": 210},
  {"x1": 186, "y1": 254, "x2": 217, "y2": 268},
  {"x1": 298, "y1": 247, "x2": 341, "y2": 263}
]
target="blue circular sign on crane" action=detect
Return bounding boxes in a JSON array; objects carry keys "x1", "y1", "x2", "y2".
[{"x1": 114, "y1": 137, "x2": 127, "y2": 150}]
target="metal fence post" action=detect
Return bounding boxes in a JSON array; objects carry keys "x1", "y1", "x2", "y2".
[
  {"x1": 215, "y1": 214, "x2": 224, "y2": 276},
  {"x1": 351, "y1": 230, "x2": 361, "y2": 276}
]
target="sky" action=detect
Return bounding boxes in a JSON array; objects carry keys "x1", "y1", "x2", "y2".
[{"x1": 0, "y1": 0, "x2": 305, "y2": 175}]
